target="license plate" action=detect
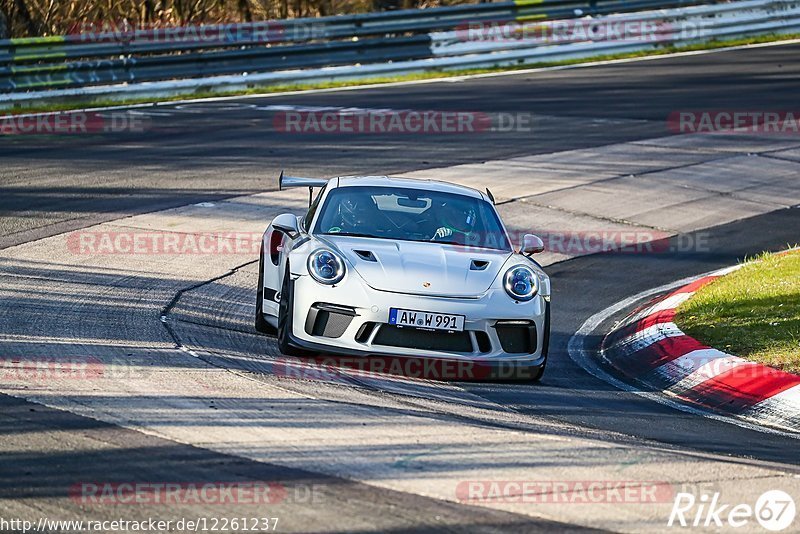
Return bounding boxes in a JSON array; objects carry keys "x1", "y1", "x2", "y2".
[{"x1": 389, "y1": 308, "x2": 465, "y2": 332}]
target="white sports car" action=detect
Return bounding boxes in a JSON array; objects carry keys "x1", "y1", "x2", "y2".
[{"x1": 255, "y1": 173, "x2": 550, "y2": 381}]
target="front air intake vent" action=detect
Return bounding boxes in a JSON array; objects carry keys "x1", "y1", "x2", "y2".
[
  {"x1": 353, "y1": 250, "x2": 377, "y2": 262},
  {"x1": 305, "y1": 303, "x2": 357, "y2": 338},
  {"x1": 470, "y1": 260, "x2": 490, "y2": 271},
  {"x1": 475, "y1": 331, "x2": 492, "y2": 353},
  {"x1": 355, "y1": 322, "x2": 378, "y2": 343},
  {"x1": 494, "y1": 320, "x2": 537, "y2": 354},
  {"x1": 373, "y1": 325, "x2": 473, "y2": 352}
]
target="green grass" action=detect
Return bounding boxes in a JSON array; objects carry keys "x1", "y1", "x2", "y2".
[
  {"x1": 4, "y1": 32, "x2": 799, "y2": 115},
  {"x1": 675, "y1": 250, "x2": 800, "y2": 374}
]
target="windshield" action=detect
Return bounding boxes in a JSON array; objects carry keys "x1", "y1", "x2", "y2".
[{"x1": 313, "y1": 186, "x2": 512, "y2": 251}]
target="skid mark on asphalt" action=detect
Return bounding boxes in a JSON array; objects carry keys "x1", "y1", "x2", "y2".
[{"x1": 161, "y1": 262, "x2": 513, "y2": 410}]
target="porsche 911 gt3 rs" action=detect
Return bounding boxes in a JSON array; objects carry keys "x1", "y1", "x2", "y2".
[{"x1": 255, "y1": 173, "x2": 550, "y2": 381}]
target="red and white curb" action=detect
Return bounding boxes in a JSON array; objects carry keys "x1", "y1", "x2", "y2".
[{"x1": 601, "y1": 266, "x2": 800, "y2": 434}]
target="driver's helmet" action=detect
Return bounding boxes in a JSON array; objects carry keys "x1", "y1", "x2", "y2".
[
  {"x1": 440, "y1": 201, "x2": 477, "y2": 234},
  {"x1": 339, "y1": 193, "x2": 377, "y2": 228}
]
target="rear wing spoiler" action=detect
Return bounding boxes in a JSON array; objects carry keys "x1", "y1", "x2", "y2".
[{"x1": 278, "y1": 170, "x2": 329, "y2": 191}]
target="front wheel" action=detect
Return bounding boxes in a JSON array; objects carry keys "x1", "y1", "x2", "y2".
[
  {"x1": 529, "y1": 301, "x2": 551, "y2": 382},
  {"x1": 255, "y1": 248, "x2": 277, "y2": 335},
  {"x1": 277, "y1": 264, "x2": 302, "y2": 356},
  {"x1": 529, "y1": 362, "x2": 546, "y2": 382}
]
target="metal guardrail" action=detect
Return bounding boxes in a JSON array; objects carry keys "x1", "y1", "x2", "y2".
[
  {"x1": 0, "y1": 0, "x2": 710, "y2": 93},
  {"x1": 430, "y1": 0, "x2": 800, "y2": 55},
  {"x1": 0, "y1": 0, "x2": 797, "y2": 100}
]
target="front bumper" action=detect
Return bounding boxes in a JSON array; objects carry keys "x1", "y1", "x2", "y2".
[{"x1": 284, "y1": 273, "x2": 549, "y2": 379}]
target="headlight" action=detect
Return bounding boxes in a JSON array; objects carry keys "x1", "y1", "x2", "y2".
[
  {"x1": 307, "y1": 249, "x2": 346, "y2": 285},
  {"x1": 503, "y1": 265, "x2": 538, "y2": 301}
]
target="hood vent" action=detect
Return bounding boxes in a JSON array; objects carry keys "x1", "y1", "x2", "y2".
[
  {"x1": 353, "y1": 250, "x2": 377, "y2": 262},
  {"x1": 470, "y1": 259, "x2": 490, "y2": 271}
]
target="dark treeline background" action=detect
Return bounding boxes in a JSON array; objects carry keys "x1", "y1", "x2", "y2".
[{"x1": 0, "y1": 0, "x2": 472, "y2": 39}]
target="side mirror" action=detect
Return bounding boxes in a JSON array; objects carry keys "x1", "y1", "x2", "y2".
[
  {"x1": 272, "y1": 213, "x2": 300, "y2": 238},
  {"x1": 521, "y1": 234, "x2": 545, "y2": 256}
]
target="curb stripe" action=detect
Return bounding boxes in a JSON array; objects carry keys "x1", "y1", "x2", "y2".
[
  {"x1": 605, "y1": 322, "x2": 684, "y2": 355},
  {"x1": 610, "y1": 309, "x2": 677, "y2": 343},
  {"x1": 684, "y1": 364, "x2": 800, "y2": 409},
  {"x1": 600, "y1": 262, "x2": 800, "y2": 432},
  {"x1": 614, "y1": 336, "x2": 708, "y2": 378},
  {"x1": 743, "y1": 384, "x2": 800, "y2": 428},
  {"x1": 647, "y1": 293, "x2": 693, "y2": 314},
  {"x1": 755, "y1": 382, "x2": 800, "y2": 406},
  {"x1": 664, "y1": 352, "x2": 746, "y2": 392},
  {"x1": 609, "y1": 291, "x2": 697, "y2": 342},
  {"x1": 668, "y1": 275, "x2": 719, "y2": 295},
  {"x1": 620, "y1": 293, "x2": 673, "y2": 325}
]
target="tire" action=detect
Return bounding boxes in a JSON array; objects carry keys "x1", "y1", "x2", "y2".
[
  {"x1": 255, "y1": 247, "x2": 277, "y2": 336},
  {"x1": 529, "y1": 300, "x2": 551, "y2": 383},
  {"x1": 529, "y1": 362, "x2": 546, "y2": 383},
  {"x1": 277, "y1": 263, "x2": 303, "y2": 356}
]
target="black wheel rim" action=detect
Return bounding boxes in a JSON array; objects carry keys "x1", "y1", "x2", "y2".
[{"x1": 278, "y1": 271, "x2": 289, "y2": 346}]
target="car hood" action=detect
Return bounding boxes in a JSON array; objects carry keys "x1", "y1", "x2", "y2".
[{"x1": 319, "y1": 236, "x2": 512, "y2": 297}]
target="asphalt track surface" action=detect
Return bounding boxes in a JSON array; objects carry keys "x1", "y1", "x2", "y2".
[
  {"x1": 2, "y1": 42, "x2": 800, "y2": 249},
  {"x1": 2, "y1": 42, "x2": 800, "y2": 531}
]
